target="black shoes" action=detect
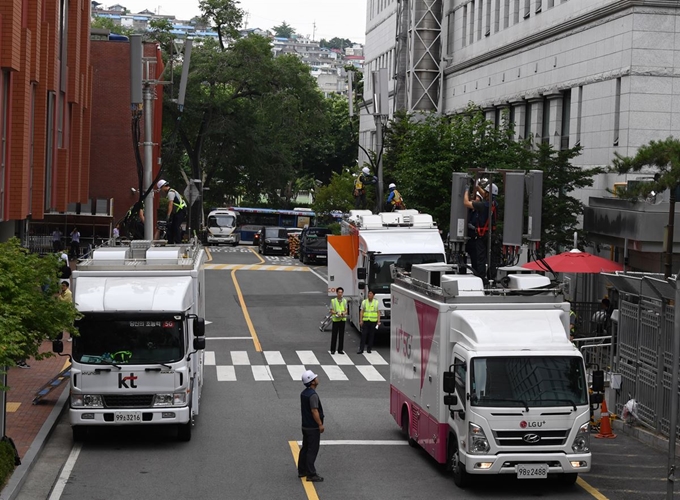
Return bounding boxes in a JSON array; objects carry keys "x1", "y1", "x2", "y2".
[
  {"x1": 357, "y1": 350, "x2": 363, "y2": 354},
  {"x1": 306, "y1": 475, "x2": 324, "y2": 482},
  {"x1": 330, "y1": 351, "x2": 335, "y2": 355},
  {"x1": 337, "y1": 351, "x2": 344, "y2": 355},
  {"x1": 367, "y1": 350, "x2": 372, "y2": 353}
]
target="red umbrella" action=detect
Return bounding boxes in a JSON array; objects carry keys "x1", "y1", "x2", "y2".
[{"x1": 523, "y1": 250, "x2": 623, "y2": 274}]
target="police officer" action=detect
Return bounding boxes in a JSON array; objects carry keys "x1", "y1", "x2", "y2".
[
  {"x1": 156, "y1": 179, "x2": 187, "y2": 244},
  {"x1": 358, "y1": 289, "x2": 380, "y2": 354},
  {"x1": 298, "y1": 370, "x2": 324, "y2": 482}
]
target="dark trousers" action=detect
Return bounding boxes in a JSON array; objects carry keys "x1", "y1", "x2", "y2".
[
  {"x1": 466, "y1": 237, "x2": 488, "y2": 279},
  {"x1": 360, "y1": 321, "x2": 377, "y2": 352},
  {"x1": 354, "y1": 192, "x2": 366, "y2": 209},
  {"x1": 298, "y1": 428, "x2": 321, "y2": 476},
  {"x1": 330, "y1": 321, "x2": 345, "y2": 353},
  {"x1": 70, "y1": 241, "x2": 80, "y2": 258},
  {"x1": 168, "y1": 210, "x2": 186, "y2": 244}
]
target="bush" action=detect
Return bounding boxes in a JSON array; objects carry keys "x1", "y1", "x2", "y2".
[{"x1": 0, "y1": 438, "x2": 18, "y2": 488}]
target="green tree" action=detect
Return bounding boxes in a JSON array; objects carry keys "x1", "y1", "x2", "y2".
[
  {"x1": 91, "y1": 15, "x2": 134, "y2": 36},
  {"x1": 319, "y1": 37, "x2": 353, "y2": 50},
  {"x1": 145, "y1": 18, "x2": 175, "y2": 61},
  {"x1": 610, "y1": 137, "x2": 680, "y2": 277},
  {"x1": 272, "y1": 21, "x2": 295, "y2": 38},
  {"x1": 313, "y1": 170, "x2": 356, "y2": 214},
  {"x1": 0, "y1": 239, "x2": 79, "y2": 367},
  {"x1": 199, "y1": 0, "x2": 244, "y2": 50}
]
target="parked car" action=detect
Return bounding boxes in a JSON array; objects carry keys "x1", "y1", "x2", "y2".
[
  {"x1": 258, "y1": 226, "x2": 290, "y2": 256},
  {"x1": 298, "y1": 227, "x2": 331, "y2": 265},
  {"x1": 252, "y1": 229, "x2": 262, "y2": 247}
]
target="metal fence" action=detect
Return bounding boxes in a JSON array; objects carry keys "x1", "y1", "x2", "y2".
[{"x1": 603, "y1": 272, "x2": 680, "y2": 439}]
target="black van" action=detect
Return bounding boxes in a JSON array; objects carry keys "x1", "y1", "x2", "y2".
[{"x1": 298, "y1": 227, "x2": 330, "y2": 265}]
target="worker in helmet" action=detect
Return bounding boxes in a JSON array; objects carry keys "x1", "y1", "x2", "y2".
[
  {"x1": 354, "y1": 166, "x2": 376, "y2": 210},
  {"x1": 463, "y1": 181, "x2": 498, "y2": 282},
  {"x1": 386, "y1": 183, "x2": 405, "y2": 211},
  {"x1": 156, "y1": 179, "x2": 187, "y2": 244},
  {"x1": 298, "y1": 370, "x2": 324, "y2": 482}
]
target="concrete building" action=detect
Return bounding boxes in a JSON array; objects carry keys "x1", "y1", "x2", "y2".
[
  {"x1": 0, "y1": 0, "x2": 94, "y2": 245},
  {"x1": 360, "y1": 0, "x2": 680, "y2": 273}
]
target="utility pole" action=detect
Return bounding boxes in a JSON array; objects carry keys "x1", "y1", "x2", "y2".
[
  {"x1": 142, "y1": 83, "x2": 155, "y2": 240},
  {"x1": 669, "y1": 276, "x2": 680, "y2": 499},
  {"x1": 372, "y1": 68, "x2": 389, "y2": 213},
  {"x1": 312, "y1": 21, "x2": 316, "y2": 41}
]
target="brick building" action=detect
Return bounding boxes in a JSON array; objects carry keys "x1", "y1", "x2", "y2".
[{"x1": 0, "y1": 0, "x2": 93, "y2": 242}]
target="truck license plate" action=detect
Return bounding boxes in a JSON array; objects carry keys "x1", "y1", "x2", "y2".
[
  {"x1": 114, "y1": 412, "x2": 142, "y2": 423},
  {"x1": 516, "y1": 464, "x2": 548, "y2": 479}
]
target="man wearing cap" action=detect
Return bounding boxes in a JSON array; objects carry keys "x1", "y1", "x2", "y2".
[
  {"x1": 463, "y1": 181, "x2": 498, "y2": 281},
  {"x1": 156, "y1": 180, "x2": 187, "y2": 244},
  {"x1": 298, "y1": 369, "x2": 324, "y2": 482}
]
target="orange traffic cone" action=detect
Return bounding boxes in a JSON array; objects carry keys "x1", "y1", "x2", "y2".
[{"x1": 595, "y1": 399, "x2": 617, "y2": 439}]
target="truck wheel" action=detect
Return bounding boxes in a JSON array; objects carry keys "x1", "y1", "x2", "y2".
[
  {"x1": 450, "y1": 435, "x2": 470, "y2": 488},
  {"x1": 302, "y1": 252, "x2": 308, "y2": 265},
  {"x1": 177, "y1": 421, "x2": 192, "y2": 442},
  {"x1": 557, "y1": 473, "x2": 578, "y2": 485},
  {"x1": 72, "y1": 426, "x2": 88, "y2": 442},
  {"x1": 401, "y1": 407, "x2": 417, "y2": 447}
]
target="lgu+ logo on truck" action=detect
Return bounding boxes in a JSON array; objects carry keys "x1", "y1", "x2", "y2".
[
  {"x1": 520, "y1": 420, "x2": 546, "y2": 428},
  {"x1": 118, "y1": 373, "x2": 138, "y2": 389}
]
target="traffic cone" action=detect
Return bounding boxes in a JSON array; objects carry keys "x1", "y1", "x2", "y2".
[{"x1": 595, "y1": 399, "x2": 617, "y2": 439}]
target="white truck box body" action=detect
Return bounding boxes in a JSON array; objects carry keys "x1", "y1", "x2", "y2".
[
  {"x1": 328, "y1": 213, "x2": 446, "y2": 333},
  {"x1": 390, "y1": 272, "x2": 591, "y2": 480},
  {"x1": 68, "y1": 243, "x2": 206, "y2": 436}
]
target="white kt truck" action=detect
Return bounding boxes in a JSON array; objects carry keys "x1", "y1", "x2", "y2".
[
  {"x1": 390, "y1": 264, "x2": 591, "y2": 487},
  {"x1": 327, "y1": 210, "x2": 446, "y2": 335},
  {"x1": 54, "y1": 240, "x2": 207, "y2": 442}
]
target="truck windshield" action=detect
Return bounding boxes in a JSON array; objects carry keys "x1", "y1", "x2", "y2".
[
  {"x1": 73, "y1": 315, "x2": 184, "y2": 365},
  {"x1": 208, "y1": 215, "x2": 235, "y2": 228},
  {"x1": 470, "y1": 356, "x2": 588, "y2": 408},
  {"x1": 370, "y1": 253, "x2": 445, "y2": 293}
]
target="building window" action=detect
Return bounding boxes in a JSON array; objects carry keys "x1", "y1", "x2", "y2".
[
  {"x1": 469, "y1": 2, "x2": 475, "y2": 45},
  {"x1": 535, "y1": 0, "x2": 542, "y2": 13},
  {"x1": 503, "y1": 0, "x2": 510, "y2": 28},
  {"x1": 541, "y1": 97, "x2": 550, "y2": 144},
  {"x1": 509, "y1": 105, "x2": 516, "y2": 132},
  {"x1": 485, "y1": 0, "x2": 492, "y2": 36},
  {"x1": 576, "y1": 85, "x2": 583, "y2": 147},
  {"x1": 0, "y1": 71, "x2": 9, "y2": 221},
  {"x1": 513, "y1": 0, "x2": 520, "y2": 24},
  {"x1": 523, "y1": 0, "x2": 531, "y2": 18},
  {"x1": 525, "y1": 101, "x2": 532, "y2": 140},
  {"x1": 45, "y1": 92, "x2": 55, "y2": 211},
  {"x1": 548, "y1": 0, "x2": 554, "y2": 7},
  {"x1": 561, "y1": 89, "x2": 571, "y2": 150},
  {"x1": 477, "y1": 0, "x2": 483, "y2": 40},
  {"x1": 494, "y1": 0, "x2": 501, "y2": 32},
  {"x1": 462, "y1": 5, "x2": 468, "y2": 47},
  {"x1": 613, "y1": 78, "x2": 621, "y2": 146},
  {"x1": 29, "y1": 84, "x2": 36, "y2": 211},
  {"x1": 447, "y1": 12, "x2": 455, "y2": 54}
]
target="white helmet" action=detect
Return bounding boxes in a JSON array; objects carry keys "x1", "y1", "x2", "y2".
[
  {"x1": 301, "y1": 370, "x2": 318, "y2": 385},
  {"x1": 485, "y1": 183, "x2": 498, "y2": 196},
  {"x1": 156, "y1": 179, "x2": 169, "y2": 190},
  {"x1": 362, "y1": 167, "x2": 370, "y2": 175},
  {"x1": 389, "y1": 183, "x2": 396, "y2": 189}
]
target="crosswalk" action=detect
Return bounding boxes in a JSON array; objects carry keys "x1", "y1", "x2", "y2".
[{"x1": 205, "y1": 350, "x2": 389, "y2": 382}]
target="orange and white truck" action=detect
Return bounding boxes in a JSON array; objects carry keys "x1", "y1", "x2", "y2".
[{"x1": 390, "y1": 264, "x2": 591, "y2": 487}]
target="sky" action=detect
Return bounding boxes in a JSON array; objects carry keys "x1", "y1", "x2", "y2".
[{"x1": 110, "y1": 0, "x2": 368, "y2": 43}]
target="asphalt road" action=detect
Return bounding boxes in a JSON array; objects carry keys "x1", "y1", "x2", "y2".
[{"x1": 14, "y1": 245, "x2": 675, "y2": 500}]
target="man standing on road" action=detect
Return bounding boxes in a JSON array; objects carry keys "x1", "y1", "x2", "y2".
[
  {"x1": 358, "y1": 289, "x2": 380, "y2": 354},
  {"x1": 156, "y1": 179, "x2": 187, "y2": 244},
  {"x1": 329, "y1": 287, "x2": 347, "y2": 355},
  {"x1": 298, "y1": 370, "x2": 324, "y2": 483}
]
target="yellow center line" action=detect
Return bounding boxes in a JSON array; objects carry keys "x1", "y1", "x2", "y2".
[
  {"x1": 230, "y1": 269, "x2": 262, "y2": 352},
  {"x1": 245, "y1": 245, "x2": 266, "y2": 264},
  {"x1": 288, "y1": 440, "x2": 320, "y2": 500},
  {"x1": 578, "y1": 477, "x2": 609, "y2": 500}
]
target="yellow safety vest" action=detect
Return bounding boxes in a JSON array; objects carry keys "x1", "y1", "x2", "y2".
[
  {"x1": 331, "y1": 298, "x2": 347, "y2": 322},
  {"x1": 169, "y1": 189, "x2": 187, "y2": 211},
  {"x1": 361, "y1": 299, "x2": 379, "y2": 322}
]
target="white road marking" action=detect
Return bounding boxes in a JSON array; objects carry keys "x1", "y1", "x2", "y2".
[
  {"x1": 297, "y1": 350, "x2": 320, "y2": 365},
  {"x1": 296, "y1": 440, "x2": 408, "y2": 446},
  {"x1": 204, "y1": 351, "x2": 216, "y2": 366},
  {"x1": 231, "y1": 351, "x2": 250, "y2": 365},
  {"x1": 308, "y1": 267, "x2": 328, "y2": 284},
  {"x1": 48, "y1": 443, "x2": 83, "y2": 500},
  {"x1": 363, "y1": 351, "x2": 388, "y2": 365},
  {"x1": 216, "y1": 366, "x2": 236, "y2": 381},
  {"x1": 356, "y1": 365, "x2": 386, "y2": 381},
  {"x1": 206, "y1": 337, "x2": 254, "y2": 340},
  {"x1": 264, "y1": 351, "x2": 286, "y2": 365},
  {"x1": 320, "y1": 365, "x2": 349, "y2": 381},
  {"x1": 330, "y1": 352, "x2": 354, "y2": 365},
  {"x1": 299, "y1": 291, "x2": 323, "y2": 294},
  {"x1": 252, "y1": 365, "x2": 273, "y2": 381},
  {"x1": 287, "y1": 365, "x2": 306, "y2": 381},
  {"x1": 205, "y1": 320, "x2": 213, "y2": 325}
]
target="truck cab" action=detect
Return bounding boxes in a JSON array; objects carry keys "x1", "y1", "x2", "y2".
[{"x1": 205, "y1": 208, "x2": 240, "y2": 246}]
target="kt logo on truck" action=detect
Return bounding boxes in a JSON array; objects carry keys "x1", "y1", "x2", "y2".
[{"x1": 118, "y1": 373, "x2": 138, "y2": 389}]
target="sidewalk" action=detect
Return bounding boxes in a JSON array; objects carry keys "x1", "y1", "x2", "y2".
[{"x1": 1, "y1": 341, "x2": 71, "y2": 500}]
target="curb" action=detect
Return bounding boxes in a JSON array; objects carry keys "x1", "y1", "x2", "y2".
[
  {"x1": 612, "y1": 418, "x2": 680, "y2": 456},
  {"x1": 0, "y1": 384, "x2": 70, "y2": 500}
]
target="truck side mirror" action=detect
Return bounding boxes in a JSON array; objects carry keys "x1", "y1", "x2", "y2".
[
  {"x1": 443, "y1": 371, "x2": 456, "y2": 393},
  {"x1": 53, "y1": 340, "x2": 64, "y2": 354},
  {"x1": 193, "y1": 337, "x2": 206, "y2": 350},
  {"x1": 55, "y1": 331, "x2": 64, "y2": 341},
  {"x1": 591, "y1": 370, "x2": 605, "y2": 393},
  {"x1": 357, "y1": 267, "x2": 367, "y2": 280},
  {"x1": 358, "y1": 282, "x2": 366, "y2": 290},
  {"x1": 193, "y1": 317, "x2": 205, "y2": 337},
  {"x1": 444, "y1": 394, "x2": 458, "y2": 406}
]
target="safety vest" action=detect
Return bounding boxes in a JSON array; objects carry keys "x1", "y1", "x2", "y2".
[
  {"x1": 355, "y1": 175, "x2": 365, "y2": 191},
  {"x1": 361, "y1": 298, "x2": 379, "y2": 322},
  {"x1": 390, "y1": 190, "x2": 402, "y2": 204},
  {"x1": 331, "y1": 298, "x2": 347, "y2": 322},
  {"x1": 169, "y1": 189, "x2": 187, "y2": 211}
]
